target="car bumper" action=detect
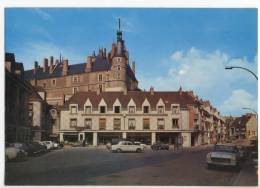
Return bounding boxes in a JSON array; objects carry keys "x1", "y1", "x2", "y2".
[{"x1": 207, "y1": 161, "x2": 237, "y2": 166}]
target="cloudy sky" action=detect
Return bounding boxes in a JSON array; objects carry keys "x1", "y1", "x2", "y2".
[{"x1": 5, "y1": 8, "x2": 257, "y2": 116}]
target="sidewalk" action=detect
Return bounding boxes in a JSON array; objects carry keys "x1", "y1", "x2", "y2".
[{"x1": 233, "y1": 160, "x2": 258, "y2": 186}]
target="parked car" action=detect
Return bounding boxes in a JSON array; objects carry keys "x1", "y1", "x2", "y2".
[
  {"x1": 111, "y1": 141, "x2": 144, "y2": 153},
  {"x1": 133, "y1": 141, "x2": 146, "y2": 150},
  {"x1": 236, "y1": 145, "x2": 248, "y2": 160},
  {"x1": 5, "y1": 147, "x2": 27, "y2": 161},
  {"x1": 151, "y1": 142, "x2": 169, "y2": 150},
  {"x1": 42, "y1": 141, "x2": 54, "y2": 150},
  {"x1": 206, "y1": 143, "x2": 240, "y2": 169}
]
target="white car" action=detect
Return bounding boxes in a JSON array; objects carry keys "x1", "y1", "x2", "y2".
[
  {"x1": 42, "y1": 141, "x2": 54, "y2": 150},
  {"x1": 5, "y1": 147, "x2": 27, "y2": 161},
  {"x1": 111, "y1": 141, "x2": 144, "y2": 153},
  {"x1": 206, "y1": 143, "x2": 240, "y2": 169},
  {"x1": 133, "y1": 141, "x2": 146, "y2": 150}
]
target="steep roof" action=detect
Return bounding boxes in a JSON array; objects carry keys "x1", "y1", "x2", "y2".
[
  {"x1": 60, "y1": 91, "x2": 198, "y2": 111},
  {"x1": 24, "y1": 57, "x2": 137, "y2": 81}
]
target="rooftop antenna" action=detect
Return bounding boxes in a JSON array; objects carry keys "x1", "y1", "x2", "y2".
[
  {"x1": 59, "y1": 53, "x2": 62, "y2": 63},
  {"x1": 118, "y1": 18, "x2": 121, "y2": 32}
]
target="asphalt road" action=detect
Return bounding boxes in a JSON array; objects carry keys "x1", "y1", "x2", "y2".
[{"x1": 5, "y1": 145, "x2": 256, "y2": 186}]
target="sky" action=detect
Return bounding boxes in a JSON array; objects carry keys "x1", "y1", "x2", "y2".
[{"x1": 5, "y1": 8, "x2": 258, "y2": 116}]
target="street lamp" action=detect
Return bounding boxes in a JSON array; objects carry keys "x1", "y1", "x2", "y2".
[{"x1": 225, "y1": 66, "x2": 258, "y2": 80}]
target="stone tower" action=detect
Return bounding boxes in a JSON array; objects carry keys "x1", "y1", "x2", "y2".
[{"x1": 109, "y1": 19, "x2": 129, "y2": 92}]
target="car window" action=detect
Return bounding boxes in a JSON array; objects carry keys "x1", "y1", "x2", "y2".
[
  {"x1": 128, "y1": 142, "x2": 133, "y2": 145},
  {"x1": 214, "y1": 145, "x2": 237, "y2": 153}
]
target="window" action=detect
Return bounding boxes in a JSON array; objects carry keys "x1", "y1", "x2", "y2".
[
  {"x1": 113, "y1": 118, "x2": 121, "y2": 130},
  {"x1": 157, "y1": 118, "x2": 165, "y2": 130},
  {"x1": 72, "y1": 76, "x2": 79, "y2": 83},
  {"x1": 98, "y1": 74, "x2": 102, "y2": 82},
  {"x1": 73, "y1": 87, "x2": 78, "y2": 94},
  {"x1": 70, "y1": 105, "x2": 77, "y2": 114},
  {"x1": 128, "y1": 119, "x2": 136, "y2": 130},
  {"x1": 143, "y1": 106, "x2": 149, "y2": 113},
  {"x1": 70, "y1": 119, "x2": 77, "y2": 127},
  {"x1": 158, "y1": 106, "x2": 164, "y2": 114},
  {"x1": 117, "y1": 73, "x2": 120, "y2": 79},
  {"x1": 28, "y1": 103, "x2": 33, "y2": 117},
  {"x1": 84, "y1": 119, "x2": 92, "y2": 129},
  {"x1": 106, "y1": 74, "x2": 109, "y2": 81},
  {"x1": 52, "y1": 79, "x2": 56, "y2": 86},
  {"x1": 85, "y1": 106, "x2": 91, "y2": 114},
  {"x1": 114, "y1": 106, "x2": 120, "y2": 113},
  {"x1": 99, "y1": 118, "x2": 106, "y2": 130},
  {"x1": 129, "y1": 106, "x2": 135, "y2": 114},
  {"x1": 143, "y1": 118, "x2": 150, "y2": 130},
  {"x1": 172, "y1": 119, "x2": 179, "y2": 128},
  {"x1": 172, "y1": 105, "x2": 179, "y2": 114},
  {"x1": 117, "y1": 65, "x2": 121, "y2": 70},
  {"x1": 100, "y1": 106, "x2": 106, "y2": 113}
]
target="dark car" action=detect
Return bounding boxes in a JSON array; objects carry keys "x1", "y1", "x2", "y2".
[
  {"x1": 30, "y1": 142, "x2": 48, "y2": 154},
  {"x1": 151, "y1": 142, "x2": 169, "y2": 150},
  {"x1": 9, "y1": 142, "x2": 46, "y2": 156}
]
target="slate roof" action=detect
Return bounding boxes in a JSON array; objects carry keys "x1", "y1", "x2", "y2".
[
  {"x1": 60, "y1": 91, "x2": 198, "y2": 111},
  {"x1": 24, "y1": 55, "x2": 137, "y2": 81}
]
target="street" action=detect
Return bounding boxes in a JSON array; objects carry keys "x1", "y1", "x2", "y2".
[{"x1": 5, "y1": 146, "x2": 257, "y2": 186}]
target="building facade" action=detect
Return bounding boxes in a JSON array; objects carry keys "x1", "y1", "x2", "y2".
[
  {"x1": 5, "y1": 53, "x2": 32, "y2": 143},
  {"x1": 24, "y1": 25, "x2": 138, "y2": 106},
  {"x1": 59, "y1": 88, "x2": 203, "y2": 147},
  {"x1": 28, "y1": 86, "x2": 52, "y2": 141}
]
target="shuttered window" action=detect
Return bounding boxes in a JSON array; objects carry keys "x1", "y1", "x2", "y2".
[
  {"x1": 113, "y1": 118, "x2": 121, "y2": 130},
  {"x1": 143, "y1": 118, "x2": 150, "y2": 130},
  {"x1": 99, "y1": 118, "x2": 106, "y2": 130}
]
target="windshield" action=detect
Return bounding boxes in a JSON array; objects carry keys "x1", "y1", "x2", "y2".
[{"x1": 214, "y1": 145, "x2": 237, "y2": 153}]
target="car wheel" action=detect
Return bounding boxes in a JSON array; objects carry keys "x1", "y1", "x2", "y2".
[
  {"x1": 116, "y1": 148, "x2": 122, "y2": 153},
  {"x1": 207, "y1": 164, "x2": 213, "y2": 170},
  {"x1": 136, "y1": 148, "x2": 142, "y2": 153}
]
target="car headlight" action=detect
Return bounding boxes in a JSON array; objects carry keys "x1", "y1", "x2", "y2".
[{"x1": 231, "y1": 155, "x2": 236, "y2": 161}]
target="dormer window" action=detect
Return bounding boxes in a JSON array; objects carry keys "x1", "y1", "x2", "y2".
[
  {"x1": 114, "y1": 106, "x2": 120, "y2": 113},
  {"x1": 72, "y1": 76, "x2": 79, "y2": 83},
  {"x1": 129, "y1": 106, "x2": 135, "y2": 114},
  {"x1": 158, "y1": 106, "x2": 164, "y2": 114},
  {"x1": 100, "y1": 106, "x2": 106, "y2": 113},
  {"x1": 172, "y1": 105, "x2": 179, "y2": 114},
  {"x1": 85, "y1": 106, "x2": 91, "y2": 114},
  {"x1": 143, "y1": 106, "x2": 149, "y2": 113},
  {"x1": 70, "y1": 105, "x2": 77, "y2": 114},
  {"x1": 98, "y1": 74, "x2": 102, "y2": 82}
]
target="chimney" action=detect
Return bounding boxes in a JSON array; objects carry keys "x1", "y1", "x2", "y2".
[
  {"x1": 43, "y1": 58, "x2": 48, "y2": 73},
  {"x1": 62, "y1": 59, "x2": 69, "y2": 76},
  {"x1": 34, "y1": 61, "x2": 38, "y2": 74},
  {"x1": 111, "y1": 42, "x2": 116, "y2": 58},
  {"x1": 85, "y1": 56, "x2": 92, "y2": 72},
  {"x1": 104, "y1": 48, "x2": 106, "y2": 58},
  {"x1": 132, "y1": 61, "x2": 135, "y2": 74},
  {"x1": 49, "y1": 56, "x2": 54, "y2": 74},
  {"x1": 97, "y1": 87, "x2": 100, "y2": 95},
  {"x1": 150, "y1": 86, "x2": 154, "y2": 95}
]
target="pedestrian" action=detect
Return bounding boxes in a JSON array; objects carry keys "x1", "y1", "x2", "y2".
[{"x1": 82, "y1": 139, "x2": 86, "y2": 147}]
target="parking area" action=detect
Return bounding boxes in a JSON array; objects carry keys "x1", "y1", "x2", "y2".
[{"x1": 5, "y1": 145, "x2": 255, "y2": 186}]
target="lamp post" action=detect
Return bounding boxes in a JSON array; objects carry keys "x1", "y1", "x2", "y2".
[
  {"x1": 225, "y1": 66, "x2": 258, "y2": 80},
  {"x1": 242, "y1": 107, "x2": 258, "y2": 119}
]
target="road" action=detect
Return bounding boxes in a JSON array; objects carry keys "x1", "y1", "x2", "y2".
[{"x1": 5, "y1": 145, "x2": 257, "y2": 186}]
